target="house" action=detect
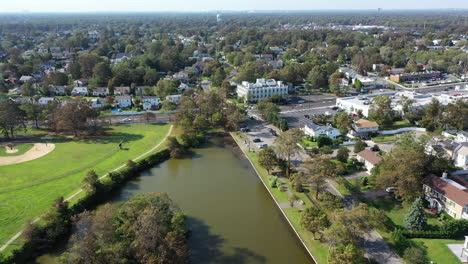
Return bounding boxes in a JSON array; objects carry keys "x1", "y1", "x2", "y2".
[
  {"x1": 114, "y1": 86, "x2": 131, "y2": 95},
  {"x1": 71, "y1": 87, "x2": 88, "y2": 96},
  {"x1": 37, "y1": 97, "x2": 55, "y2": 105},
  {"x1": 74, "y1": 78, "x2": 89, "y2": 87},
  {"x1": 431, "y1": 139, "x2": 468, "y2": 169},
  {"x1": 302, "y1": 123, "x2": 341, "y2": 139},
  {"x1": 19, "y1": 76, "x2": 34, "y2": 83},
  {"x1": 173, "y1": 71, "x2": 189, "y2": 82},
  {"x1": 90, "y1": 98, "x2": 105, "y2": 108},
  {"x1": 49, "y1": 86, "x2": 66, "y2": 95},
  {"x1": 114, "y1": 53, "x2": 132, "y2": 63},
  {"x1": 357, "y1": 149, "x2": 382, "y2": 172},
  {"x1": 92, "y1": 87, "x2": 109, "y2": 97},
  {"x1": 350, "y1": 119, "x2": 379, "y2": 137},
  {"x1": 200, "y1": 80, "x2": 211, "y2": 92},
  {"x1": 423, "y1": 173, "x2": 468, "y2": 219},
  {"x1": 456, "y1": 131, "x2": 468, "y2": 143},
  {"x1": 178, "y1": 83, "x2": 189, "y2": 93},
  {"x1": 166, "y1": 94, "x2": 181, "y2": 104},
  {"x1": 455, "y1": 144, "x2": 468, "y2": 169},
  {"x1": 114, "y1": 96, "x2": 132, "y2": 109},
  {"x1": 141, "y1": 96, "x2": 160, "y2": 110}
]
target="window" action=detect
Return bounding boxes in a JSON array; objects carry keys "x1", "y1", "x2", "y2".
[{"x1": 449, "y1": 201, "x2": 455, "y2": 207}]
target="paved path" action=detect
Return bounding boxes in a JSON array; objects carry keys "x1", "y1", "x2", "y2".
[{"x1": 0, "y1": 125, "x2": 174, "y2": 252}]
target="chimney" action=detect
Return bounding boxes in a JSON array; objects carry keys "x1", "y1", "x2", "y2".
[{"x1": 442, "y1": 172, "x2": 448, "y2": 178}]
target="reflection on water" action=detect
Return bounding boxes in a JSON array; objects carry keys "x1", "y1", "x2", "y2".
[{"x1": 36, "y1": 136, "x2": 313, "y2": 264}]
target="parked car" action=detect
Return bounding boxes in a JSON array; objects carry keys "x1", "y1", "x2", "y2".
[
  {"x1": 304, "y1": 114, "x2": 310, "y2": 119},
  {"x1": 253, "y1": 138, "x2": 262, "y2": 143},
  {"x1": 123, "y1": 118, "x2": 132, "y2": 122},
  {"x1": 385, "y1": 187, "x2": 395, "y2": 193},
  {"x1": 258, "y1": 144, "x2": 268, "y2": 149},
  {"x1": 271, "y1": 131, "x2": 278, "y2": 137},
  {"x1": 240, "y1": 127, "x2": 250, "y2": 132}
]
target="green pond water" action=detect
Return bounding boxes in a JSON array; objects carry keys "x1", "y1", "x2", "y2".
[{"x1": 37, "y1": 136, "x2": 313, "y2": 264}]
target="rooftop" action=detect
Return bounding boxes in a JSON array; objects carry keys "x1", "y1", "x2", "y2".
[
  {"x1": 354, "y1": 119, "x2": 379, "y2": 128},
  {"x1": 357, "y1": 149, "x2": 382, "y2": 165},
  {"x1": 423, "y1": 174, "x2": 468, "y2": 206}
]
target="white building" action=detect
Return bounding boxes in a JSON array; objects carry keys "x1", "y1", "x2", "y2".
[
  {"x1": 236, "y1": 79, "x2": 288, "y2": 102},
  {"x1": 71, "y1": 87, "x2": 88, "y2": 96},
  {"x1": 90, "y1": 98, "x2": 105, "y2": 108},
  {"x1": 92, "y1": 87, "x2": 109, "y2": 97},
  {"x1": 302, "y1": 123, "x2": 341, "y2": 139},
  {"x1": 37, "y1": 97, "x2": 56, "y2": 105},
  {"x1": 166, "y1": 94, "x2": 182, "y2": 104},
  {"x1": 115, "y1": 96, "x2": 132, "y2": 109},
  {"x1": 141, "y1": 96, "x2": 160, "y2": 110}
]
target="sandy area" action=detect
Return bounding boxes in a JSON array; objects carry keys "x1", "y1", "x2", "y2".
[
  {"x1": 4, "y1": 146, "x2": 18, "y2": 154},
  {"x1": 0, "y1": 143, "x2": 55, "y2": 166}
]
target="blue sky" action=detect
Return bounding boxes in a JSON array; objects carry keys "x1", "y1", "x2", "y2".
[{"x1": 1, "y1": 0, "x2": 468, "y2": 12}]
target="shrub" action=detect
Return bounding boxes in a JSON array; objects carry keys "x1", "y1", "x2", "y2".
[
  {"x1": 390, "y1": 229, "x2": 410, "y2": 254},
  {"x1": 440, "y1": 219, "x2": 468, "y2": 239},
  {"x1": 319, "y1": 145, "x2": 333, "y2": 154},
  {"x1": 317, "y1": 135, "x2": 332, "y2": 148},
  {"x1": 403, "y1": 248, "x2": 425, "y2": 264},
  {"x1": 269, "y1": 176, "x2": 278, "y2": 188},
  {"x1": 336, "y1": 147, "x2": 350, "y2": 163}
]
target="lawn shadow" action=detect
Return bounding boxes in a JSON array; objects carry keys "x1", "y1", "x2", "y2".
[{"x1": 188, "y1": 217, "x2": 266, "y2": 264}]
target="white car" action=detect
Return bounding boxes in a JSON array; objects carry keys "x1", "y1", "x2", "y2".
[{"x1": 123, "y1": 118, "x2": 133, "y2": 122}]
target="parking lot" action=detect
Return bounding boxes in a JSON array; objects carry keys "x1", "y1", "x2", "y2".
[{"x1": 278, "y1": 94, "x2": 338, "y2": 129}]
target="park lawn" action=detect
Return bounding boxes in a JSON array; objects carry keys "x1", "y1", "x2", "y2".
[
  {"x1": 0, "y1": 144, "x2": 34, "y2": 156},
  {"x1": 411, "y1": 238, "x2": 462, "y2": 264},
  {"x1": 388, "y1": 120, "x2": 412, "y2": 130},
  {"x1": 232, "y1": 132, "x2": 329, "y2": 264},
  {"x1": 0, "y1": 123, "x2": 171, "y2": 248}
]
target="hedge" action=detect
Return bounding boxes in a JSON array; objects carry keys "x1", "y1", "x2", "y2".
[
  {"x1": 402, "y1": 219, "x2": 468, "y2": 239},
  {"x1": 2, "y1": 149, "x2": 171, "y2": 263}
]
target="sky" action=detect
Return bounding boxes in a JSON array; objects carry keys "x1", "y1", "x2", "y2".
[{"x1": 1, "y1": 0, "x2": 468, "y2": 12}]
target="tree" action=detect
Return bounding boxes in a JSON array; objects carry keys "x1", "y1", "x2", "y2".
[
  {"x1": 373, "y1": 146, "x2": 426, "y2": 201},
  {"x1": 336, "y1": 147, "x2": 350, "y2": 163},
  {"x1": 317, "y1": 135, "x2": 332, "y2": 148},
  {"x1": 167, "y1": 136, "x2": 185, "y2": 158},
  {"x1": 300, "y1": 207, "x2": 330, "y2": 240},
  {"x1": 404, "y1": 197, "x2": 427, "y2": 231},
  {"x1": 142, "y1": 111, "x2": 156, "y2": 123},
  {"x1": 258, "y1": 147, "x2": 277, "y2": 174},
  {"x1": 328, "y1": 244, "x2": 366, "y2": 264},
  {"x1": 53, "y1": 99, "x2": 97, "y2": 136},
  {"x1": 78, "y1": 54, "x2": 101, "y2": 77},
  {"x1": 305, "y1": 156, "x2": 337, "y2": 199},
  {"x1": 333, "y1": 112, "x2": 353, "y2": 134},
  {"x1": 153, "y1": 80, "x2": 179, "y2": 98},
  {"x1": 306, "y1": 66, "x2": 326, "y2": 90},
  {"x1": 368, "y1": 95, "x2": 395, "y2": 128},
  {"x1": 44, "y1": 72, "x2": 69, "y2": 86},
  {"x1": 274, "y1": 129, "x2": 304, "y2": 177},
  {"x1": 82, "y1": 170, "x2": 100, "y2": 194},
  {"x1": 0, "y1": 100, "x2": 26, "y2": 139},
  {"x1": 21, "y1": 102, "x2": 43, "y2": 128},
  {"x1": 92, "y1": 62, "x2": 112, "y2": 87}
]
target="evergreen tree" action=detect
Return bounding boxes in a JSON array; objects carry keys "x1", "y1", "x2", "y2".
[{"x1": 404, "y1": 197, "x2": 427, "y2": 231}]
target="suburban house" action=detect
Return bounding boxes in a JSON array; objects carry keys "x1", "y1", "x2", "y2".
[
  {"x1": 49, "y1": 86, "x2": 66, "y2": 95},
  {"x1": 114, "y1": 86, "x2": 131, "y2": 95},
  {"x1": 423, "y1": 173, "x2": 468, "y2": 219},
  {"x1": 113, "y1": 53, "x2": 132, "y2": 63},
  {"x1": 178, "y1": 83, "x2": 189, "y2": 93},
  {"x1": 92, "y1": 87, "x2": 109, "y2": 97},
  {"x1": 141, "y1": 96, "x2": 160, "y2": 110},
  {"x1": 357, "y1": 149, "x2": 382, "y2": 172},
  {"x1": 430, "y1": 138, "x2": 468, "y2": 169},
  {"x1": 173, "y1": 71, "x2": 189, "y2": 82},
  {"x1": 114, "y1": 96, "x2": 132, "y2": 109},
  {"x1": 302, "y1": 123, "x2": 341, "y2": 139},
  {"x1": 37, "y1": 97, "x2": 55, "y2": 105},
  {"x1": 236, "y1": 78, "x2": 288, "y2": 102},
  {"x1": 456, "y1": 131, "x2": 468, "y2": 143},
  {"x1": 90, "y1": 98, "x2": 105, "y2": 108},
  {"x1": 166, "y1": 94, "x2": 181, "y2": 104},
  {"x1": 71, "y1": 87, "x2": 88, "y2": 96},
  {"x1": 73, "y1": 78, "x2": 88, "y2": 87},
  {"x1": 200, "y1": 80, "x2": 211, "y2": 92},
  {"x1": 19, "y1": 75, "x2": 34, "y2": 83},
  {"x1": 350, "y1": 119, "x2": 379, "y2": 137}
]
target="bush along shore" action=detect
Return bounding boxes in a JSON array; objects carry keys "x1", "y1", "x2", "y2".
[{"x1": 0, "y1": 149, "x2": 170, "y2": 263}]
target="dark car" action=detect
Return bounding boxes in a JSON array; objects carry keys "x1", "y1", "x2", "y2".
[
  {"x1": 304, "y1": 114, "x2": 310, "y2": 119},
  {"x1": 271, "y1": 130, "x2": 278, "y2": 137},
  {"x1": 240, "y1": 127, "x2": 250, "y2": 132},
  {"x1": 253, "y1": 138, "x2": 262, "y2": 142}
]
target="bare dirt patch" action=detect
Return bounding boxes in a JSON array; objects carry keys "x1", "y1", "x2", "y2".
[
  {"x1": 0, "y1": 143, "x2": 55, "y2": 166},
  {"x1": 4, "y1": 146, "x2": 18, "y2": 154}
]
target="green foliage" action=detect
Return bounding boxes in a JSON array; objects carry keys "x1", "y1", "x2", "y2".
[
  {"x1": 403, "y1": 248, "x2": 425, "y2": 264},
  {"x1": 404, "y1": 198, "x2": 427, "y2": 231},
  {"x1": 258, "y1": 147, "x2": 277, "y2": 174},
  {"x1": 336, "y1": 147, "x2": 350, "y2": 163},
  {"x1": 300, "y1": 207, "x2": 330, "y2": 240},
  {"x1": 317, "y1": 135, "x2": 332, "y2": 148},
  {"x1": 353, "y1": 139, "x2": 367, "y2": 153},
  {"x1": 268, "y1": 176, "x2": 278, "y2": 188}
]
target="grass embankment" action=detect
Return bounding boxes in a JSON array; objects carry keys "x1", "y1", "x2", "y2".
[
  {"x1": 0, "y1": 124, "x2": 171, "y2": 251},
  {"x1": 0, "y1": 144, "x2": 34, "y2": 157},
  {"x1": 231, "y1": 132, "x2": 329, "y2": 264}
]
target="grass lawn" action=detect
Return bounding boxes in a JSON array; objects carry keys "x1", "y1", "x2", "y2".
[
  {"x1": 232, "y1": 132, "x2": 329, "y2": 264},
  {"x1": 411, "y1": 238, "x2": 462, "y2": 264},
  {"x1": 0, "y1": 123, "x2": 171, "y2": 249},
  {"x1": 387, "y1": 120, "x2": 412, "y2": 130},
  {"x1": 0, "y1": 144, "x2": 34, "y2": 157},
  {"x1": 301, "y1": 138, "x2": 318, "y2": 148},
  {"x1": 371, "y1": 134, "x2": 397, "y2": 143}
]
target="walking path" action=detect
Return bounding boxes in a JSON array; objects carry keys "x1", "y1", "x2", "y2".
[{"x1": 0, "y1": 125, "x2": 173, "y2": 252}]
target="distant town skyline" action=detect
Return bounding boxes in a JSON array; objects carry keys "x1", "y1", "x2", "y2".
[{"x1": 2, "y1": 0, "x2": 468, "y2": 13}]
